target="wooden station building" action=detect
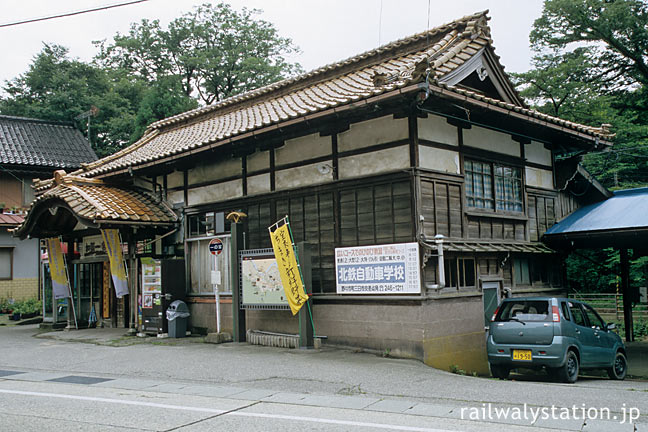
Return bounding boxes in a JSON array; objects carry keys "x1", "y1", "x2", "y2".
[{"x1": 14, "y1": 11, "x2": 613, "y2": 373}]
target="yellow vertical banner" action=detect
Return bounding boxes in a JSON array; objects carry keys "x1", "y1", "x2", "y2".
[
  {"x1": 46, "y1": 238, "x2": 70, "y2": 300},
  {"x1": 269, "y1": 219, "x2": 309, "y2": 315},
  {"x1": 101, "y1": 229, "x2": 129, "y2": 298}
]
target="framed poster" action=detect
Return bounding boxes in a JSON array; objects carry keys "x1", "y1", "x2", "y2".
[
  {"x1": 239, "y1": 249, "x2": 288, "y2": 310},
  {"x1": 335, "y1": 242, "x2": 421, "y2": 294}
]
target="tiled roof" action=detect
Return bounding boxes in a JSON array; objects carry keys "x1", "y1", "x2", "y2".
[
  {"x1": 0, "y1": 213, "x2": 24, "y2": 227},
  {"x1": 74, "y1": 11, "x2": 613, "y2": 178},
  {"x1": 14, "y1": 173, "x2": 177, "y2": 237},
  {"x1": 0, "y1": 115, "x2": 97, "y2": 169}
]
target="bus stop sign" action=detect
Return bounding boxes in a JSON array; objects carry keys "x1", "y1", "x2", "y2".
[{"x1": 209, "y1": 238, "x2": 223, "y2": 255}]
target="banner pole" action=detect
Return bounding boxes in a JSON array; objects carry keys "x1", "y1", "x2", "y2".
[{"x1": 60, "y1": 237, "x2": 78, "y2": 330}]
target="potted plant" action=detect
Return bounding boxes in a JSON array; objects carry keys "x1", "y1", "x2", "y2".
[
  {"x1": 10, "y1": 301, "x2": 22, "y2": 320},
  {"x1": 20, "y1": 299, "x2": 41, "y2": 319}
]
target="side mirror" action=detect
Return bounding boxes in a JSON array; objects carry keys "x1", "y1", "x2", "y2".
[{"x1": 606, "y1": 323, "x2": 616, "y2": 331}]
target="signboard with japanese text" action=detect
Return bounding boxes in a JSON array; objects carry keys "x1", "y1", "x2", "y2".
[
  {"x1": 101, "y1": 229, "x2": 129, "y2": 298},
  {"x1": 46, "y1": 238, "x2": 70, "y2": 300},
  {"x1": 269, "y1": 219, "x2": 309, "y2": 315},
  {"x1": 335, "y1": 242, "x2": 421, "y2": 294}
]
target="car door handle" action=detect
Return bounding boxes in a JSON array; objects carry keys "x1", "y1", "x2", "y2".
[{"x1": 575, "y1": 329, "x2": 581, "y2": 334}]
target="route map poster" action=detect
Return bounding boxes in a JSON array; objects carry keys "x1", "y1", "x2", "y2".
[
  {"x1": 335, "y1": 242, "x2": 421, "y2": 294},
  {"x1": 240, "y1": 254, "x2": 288, "y2": 307}
]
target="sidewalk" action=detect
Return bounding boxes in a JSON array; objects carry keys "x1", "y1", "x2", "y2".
[
  {"x1": 627, "y1": 341, "x2": 648, "y2": 378},
  {"x1": 37, "y1": 327, "x2": 648, "y2": 378},
  {"x1": 34, "y1": 326, "x2": 206, "y2": 347}
]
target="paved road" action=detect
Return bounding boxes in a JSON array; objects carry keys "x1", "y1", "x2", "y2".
[{"x1": 0, "y1": 325, "x2": 646, "y2": 431}]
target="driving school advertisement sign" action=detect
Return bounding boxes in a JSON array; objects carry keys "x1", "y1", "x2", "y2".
[{"x1": 335, "y1": 242, "x2": 421, "y2": 294}]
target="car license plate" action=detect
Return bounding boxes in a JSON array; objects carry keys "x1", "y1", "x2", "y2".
[{"x1": 512, "y1": 350, "x2": 532, "y2": 361}]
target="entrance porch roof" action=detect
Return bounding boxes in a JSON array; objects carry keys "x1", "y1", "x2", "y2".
[{"x1": 12, "y1": 170, "x2": 177, "y2": 239}]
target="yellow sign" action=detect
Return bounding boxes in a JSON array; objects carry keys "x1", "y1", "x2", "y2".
[
  {"x1": 46, "y1": 238, "x2": 70, "y2": 300},
  {"x1": 269, "y1": 221, "x2": 309, "y2": 315},
  {"x1": 101, "y1": 229, "x2": 129, "y2": 298}
]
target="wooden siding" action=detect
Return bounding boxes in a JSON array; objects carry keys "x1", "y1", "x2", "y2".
[{"x1": 420, "y1": 178, "x2": 462, "y2": 238}]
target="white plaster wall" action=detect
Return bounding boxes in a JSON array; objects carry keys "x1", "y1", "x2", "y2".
[
  {"x1": 417, "y1": 115, "x2": 458, "y2": 146},
  {"x1": 275, "y1": 161, "x2": 333, "y2": 190},
  {"x1": 525, "y1": 141, "x2": 553, "y2": 167},
  {"x1": 166, "y1": 171, "x2": 184, "y2": 189},
  {"x1": 167, "y1": 190, "x2": 184, "y2": 205},
  {"x1": 132, "y1": 177, "x2": 153, "y2": 191},
  {"x1": 338, "y1": 116, "x2": 409, "y2": 152},
  {"x1": 247, "y1": 150, "x2": 269, "y2": 172},
  {"x1": 276, "y1": 133, "x2": 331, "y2": 166},
  {"x1": 339, "y1": 145, "x2": 410, "y2": 179},
  {"x1": 247, "y1": 173, "x2": 271, "y2": 195},
  {"x1": 525, "y1": 167, "x2": 554, "y2": 189},
  {"x1": 463, "y1": 125, "x2": 520, "y2": 157},
  {"x1": 418, "y1": 146, "x2": 460, "y2": 174},
  {"x1": 188, "y1": 157, "x2": 241, "y2": 185},
  {"x1": 187, "y1": 179, "x2": 242, "y2": 206}
]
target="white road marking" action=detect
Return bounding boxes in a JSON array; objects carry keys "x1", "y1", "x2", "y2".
[{"x1": 0, "y1": 388, "x2": 455, "y2": 432}]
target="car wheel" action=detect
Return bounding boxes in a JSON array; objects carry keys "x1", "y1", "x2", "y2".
[
  {"x1": 554, "y1": 350, "x2": 579, "y2": 383},
  {"x1": 490, "y1": 364, "x2": 510, "y2": 380},
  {"x1": 607, "y1": 351, "x2": 627, "y2": 380}
]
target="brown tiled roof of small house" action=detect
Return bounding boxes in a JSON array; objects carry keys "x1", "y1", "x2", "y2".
[
  {"x1": 71, "y1": 11, "x2": 612, "y2": 179},
  {"x1": 13, "y1": 171, "x2": 177, "y2": 236},
  {"x1": 0, "y1": 115, "x2": 96, "y2": 169},
  {"x1": 0, "y1": 213, "x2": 24, "y2": 227}
]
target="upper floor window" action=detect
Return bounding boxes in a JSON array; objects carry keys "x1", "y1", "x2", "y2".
[{"x1": 464, "y1": 159, "x2": 523, "y2": 213}]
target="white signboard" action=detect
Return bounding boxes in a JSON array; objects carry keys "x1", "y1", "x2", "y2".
[{"x1": 335, "y1": 242, "x2": 421, "y2": 294}]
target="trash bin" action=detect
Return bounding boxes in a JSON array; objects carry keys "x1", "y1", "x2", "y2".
[{"x1": 166, "y1": 300, "x2": 190, "y2": 338}]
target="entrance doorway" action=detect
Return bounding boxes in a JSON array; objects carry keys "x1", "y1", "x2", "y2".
[{"x1": 482, "y1": 279, "x2": 502, "y2": 329}]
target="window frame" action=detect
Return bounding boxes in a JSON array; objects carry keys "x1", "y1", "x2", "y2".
[
  {"x1": 0, "y1": 247, "x2": 13, "y2": 280},
  {"x1": 463, "y1": 157, "x2": 524, "y2": 215}
]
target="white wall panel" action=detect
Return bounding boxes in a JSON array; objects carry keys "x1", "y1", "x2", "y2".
[
  {"x1": 338, "y1": 116, "x2": 408, "y2": 152},
  {"x1": 463, "y1": 125, "x2": 520, "y2": 157},
  {"x1": 417, "y1": 115, "x2": 458, "y2": 146},
  {"x1": 419, "y1": 146, "x2": 460, "y2": 174}
]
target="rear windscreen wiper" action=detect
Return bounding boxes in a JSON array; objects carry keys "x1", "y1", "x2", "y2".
[{"x1": 504, "y1": 317, "x2": 526, "y2": 325}]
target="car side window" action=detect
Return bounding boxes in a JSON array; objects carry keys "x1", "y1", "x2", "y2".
[
  {"x1": 561, "y1": 302, "x2": 571, "y2": 321},
  {"x1": 569, "y1": 303, "x2": 587, "y2": 327},
  {"x1": 583, "y1": 304, "x2": 605, "y2": 329}
]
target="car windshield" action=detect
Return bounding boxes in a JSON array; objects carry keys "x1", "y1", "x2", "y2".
[{"x1": 496, "y1": 300, "x2": 551, "y2": 322}]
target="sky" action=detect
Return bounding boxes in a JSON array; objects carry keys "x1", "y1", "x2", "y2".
[{"x1": 0, "y1": 0, "x2": 545, "y2": 88}]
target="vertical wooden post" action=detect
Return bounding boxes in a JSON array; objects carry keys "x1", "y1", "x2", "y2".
[
  {"x1": 297, "y1": 242, "x2": 314, "y2": 349},
  {"x1": 620, "y1": 248, "x2": 634, "y2": 342},
  {"x1": 66, "y1": 240, "x2": 75, "y2": 330},
  {"x1": 231, "y1": 222, "x2": 246, "y2": 342}
]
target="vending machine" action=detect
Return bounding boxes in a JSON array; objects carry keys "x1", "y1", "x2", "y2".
[{"x1": 140, "y1": 258, "x2": 186, "y2": 335}]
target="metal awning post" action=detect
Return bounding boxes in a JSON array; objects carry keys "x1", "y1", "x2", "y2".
[{"x1": 620, "y1": 248, "x2": 634, "y2": 342}]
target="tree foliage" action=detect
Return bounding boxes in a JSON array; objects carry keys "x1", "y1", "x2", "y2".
[
  {"x1": 516, "y1": 0, "x2": 648, "y2": 293},
  {"x1": 514, "y1": 0, "x2": 648, "y2": 190},
  {"x1": 0, "y1": 3, "x2": 301, "y2": 157},
  {"x1": 94, "y1": 2, "x2": 302, "y2": 104}
]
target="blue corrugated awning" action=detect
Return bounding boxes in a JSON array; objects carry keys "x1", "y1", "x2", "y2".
[{"x1": 543, "y1": 187, "x2": 648, "y2": 250}]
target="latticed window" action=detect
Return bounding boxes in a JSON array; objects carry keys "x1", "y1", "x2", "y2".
[{"x1": 464, "y1": 159, "x2": 522, "y2": 213}]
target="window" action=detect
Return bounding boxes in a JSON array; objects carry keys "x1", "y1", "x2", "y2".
[
  {"x1": 514, "y1": 258, "x2": 530, "y2": 285},
  {"x1": 569, "y1": 302, "x2": 587, "y2": 327},
  {"x1": 561, "y1": 302, "x2": 571, "y2": 321},
  {"x1": 464, "y1": 159, "x2": 522, "y2": 212},
  {"x1": 496, "y1": 300, "x2": 550, "y2": 322},
  {"x1": 188, "y1": 212, "x2": 228, "y2": 238},
  {"x1": 513, "y1": 256, "x2": 562, "y2": 287},
  {"x1": 0, "y1": 248, "x2": 12, "y2": 280},
  {"x1": 583, "y1": 304, "x2": 605, "y2": 329},
  {"x1": 444, "y1": 257, "x2": 475, "y2": 290}
]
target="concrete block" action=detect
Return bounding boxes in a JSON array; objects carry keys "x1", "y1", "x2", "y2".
[{"x1": 205, "y1": 332, "x2": 232, "y2": 344}]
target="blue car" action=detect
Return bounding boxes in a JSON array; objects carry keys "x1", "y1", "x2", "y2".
[{"x1": 487, "y1": 297, "x2": 627, "y2": 383}]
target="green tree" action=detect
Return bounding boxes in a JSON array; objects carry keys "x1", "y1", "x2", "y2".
[
  {"x1": 94, "y1": 2, "x2": 303, "y2": 105},
  {"x1": 514, "y1": 0, "x2": 648, "y2": 190}
]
